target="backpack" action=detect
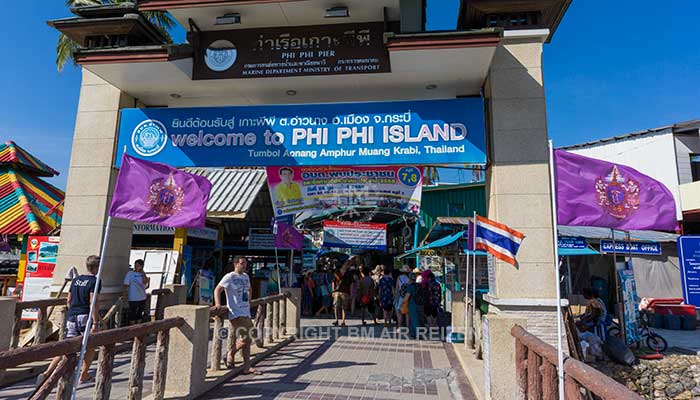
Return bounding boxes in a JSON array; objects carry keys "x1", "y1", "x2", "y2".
[
  {"x1": 414, "y1": 284, "x2": 427, "y2": 306},
  {"x1": 429, "y1": 281, "x2": 442, "y2": 307}
]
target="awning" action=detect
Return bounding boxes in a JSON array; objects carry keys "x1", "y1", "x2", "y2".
[
  {"x1": 185, "y1": 168, "x2": 266, "y2": 219},
  {"x1": 399, "y1": 231, "x2": 488, "y2": 259},
  {"x1": 558, "y1": 247, "x2": 600, "y2": 256},
  {"x1": 558, "y1": 226, "x2": 678, "y2": 243}
]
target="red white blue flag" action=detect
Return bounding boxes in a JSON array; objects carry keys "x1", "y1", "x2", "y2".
[{"x1": 469, "y1": 215, "x2": 525, "y2": 266}]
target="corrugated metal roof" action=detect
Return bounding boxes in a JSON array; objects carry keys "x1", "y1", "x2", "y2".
[
  {"x1": 559, "y1": 120, "x2": 700, "y2": 151},
  {"x1": 185, "y1": 168, "x2": 267, "y2": 218},
  {"x1": 558, "y1": 226, "x2": 678, "y2": 243}
]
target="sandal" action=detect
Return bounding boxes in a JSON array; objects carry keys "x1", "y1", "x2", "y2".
[{"x1": 242, "y1": 368, "x2": 263, "y2": 375}]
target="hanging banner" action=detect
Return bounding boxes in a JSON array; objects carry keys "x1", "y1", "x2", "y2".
[
  {"x1": 266, "y1": 165, "x2": 422, "y2": 218},
  {"x1": 323, "y1": 220, "x2": 386, "y2": 250},
  {"x1": 249, "y1": 228, "x2": 275, "y2": 250},
  {"x1": 198, "y1": 269, "x2": 215, "y2": 305},
  {"x1": 677, "y1": 236, "x2": 700, "y2": 307},
  {"x1": 21, "y1": 236, "x2": 59, "y2": 320},
  {"x1": 619, "y1": 266, "x2": 641, "y2": 345},
  {"x1": 194, "y1": 22, "x2": 390, "y2": 80},
  {"x1": 600, "y1": 240, "x2": 661, "y2": 255},
  {"x1": 116, "y1": 98, "x2": 486, "y2": 168}
]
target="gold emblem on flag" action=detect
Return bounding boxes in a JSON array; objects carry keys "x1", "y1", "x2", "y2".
[
  {"x1": 595, "y1": 165, "x2": 640, "y2": 219},
  {"x1": 148, "y1": 173, "x2": 185, "y2": 217}
]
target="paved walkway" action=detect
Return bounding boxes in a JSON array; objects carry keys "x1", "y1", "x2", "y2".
[
  {"x1": 0, "y1": 319, "x2": 477, "y2": 399},
  {"x1": 201, "y1": 319, "x2": 477, "y2": 400}
]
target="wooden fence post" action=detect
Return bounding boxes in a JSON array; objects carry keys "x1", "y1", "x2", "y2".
[
  {"x1": 58, "y1": 306, "x2": 67, "y2": 341},
  {"x1": 56, "y1": 354, "x2": 77, "y2": 400},
  {"x1": 127, "y1": 336, "x2": 147, "y2": 400},
  {"x1": 35, "y1": 307, "x2": 48, "y2": 345},
  {"x1": 11, "y1": 306, "x2": 22, "y2": 349},
  {"x1": 254, "y1": 304, "x2": 265, "y2": 348},
  {"x1": 564, "y1": 376, "x2": 584, "y2": 400},
  {"x1": 265, "y1": 302, "x2": 273, "y2": 345},
  {"x1": 152, "y1": 330, "x2": 170, "y2": 400},
  {"x1": 273, "y1": 299, "x2": 280, "y2": 340},
  {"x1": 280, "y1": 297, "x2": 287, "y2": 336},
  {"x1": 542, "y1": 362, "x2": 558, "y2": 400},
  {"x1": 515, "y1": 339, "x2": 528, "y2": 399},
  {"x1": 211, "y1": 316, "x2": 223, "y2": 371},
  {"x1": 527, "y1": 352, "x2": 542, "y2": 400},
  {"x1": 94, "y1": 344, "x2": 116, "y2": 400}
]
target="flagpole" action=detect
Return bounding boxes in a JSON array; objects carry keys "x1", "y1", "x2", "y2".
[
  {"x1": 71, "y1": 216, "x2": 113, "y2": 399},
  {"x1": 548, "y1": 140, "x2": 565, "y2": 400},
  {"x1": 465, "y1": 227, "x2": 472, "y2": 348},
  {"x1": 471, "y1": 210, "x2": 477, "y2": 349}
]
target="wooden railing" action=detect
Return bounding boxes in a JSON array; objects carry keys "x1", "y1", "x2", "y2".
[
  {"x1": 208, "y1": 292, "x2": 291, "y2": 371},
  {"x1": 12, "y1": 298, "x2": 67, "y2": 349},
  {"x1": 0, "y1": 318, "x2": 184, "y2": 400},
  {"x1": 511, "y1": 325, "x2": 642, "y2": 400}
]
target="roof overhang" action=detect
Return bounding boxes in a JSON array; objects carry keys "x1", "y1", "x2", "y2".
[
  {"x1": 458, "y1": 0, "x2": 570, "y2": 43},
  {"x1": 138, "y1": 0, "x2": 402, "y2": 31},
  {"x1": 48, "y1": 13, "x2": 165, "y2": 47},
  {"x1": 76, "y1": 29, "x2": 500, "y2": 106}
]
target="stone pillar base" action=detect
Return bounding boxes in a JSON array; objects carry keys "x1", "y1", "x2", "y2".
[{"x1": 483, "y1": 313, "x2": 527, "y2": 400}]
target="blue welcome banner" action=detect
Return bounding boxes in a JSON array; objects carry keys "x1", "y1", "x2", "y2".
[{"x1": 116, "y1": 98, "x2": 486, "y2": 167}]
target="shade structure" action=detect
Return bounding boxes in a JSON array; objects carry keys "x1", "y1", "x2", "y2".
[
  {"x1": 0, "y1": 141, "x2": 59, "y2": 177},
  {"x1": 0, "y1": 168, "x2": 64, "y2": 235},
  {"x1": 399, "y1": 231, "x2": 488, "y2": 258},
  {"x1": 557, "y1": 247, "x2": 599, "y2": 256}
]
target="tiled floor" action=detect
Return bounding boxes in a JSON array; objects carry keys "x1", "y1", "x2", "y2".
[{"x1": 200, "y1": 319, "x2": 477, "y2": 400}]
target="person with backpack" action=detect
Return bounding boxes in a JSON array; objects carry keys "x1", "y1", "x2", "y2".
[{"x1": 424, "y1": 271, "x2": 442, "y2": 328}]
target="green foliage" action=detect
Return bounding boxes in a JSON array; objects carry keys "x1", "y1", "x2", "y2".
[{"x1": 56, "y1": 0, "x2": 176, "y2": 71}]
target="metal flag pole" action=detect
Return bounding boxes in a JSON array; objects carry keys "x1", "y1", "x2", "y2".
[
  {"x1": 471, "y1": 210, "x2": 477, "y2": 347},
  {"x1": 547, "y1": 140, "x2": 565, "y2": 400},
  {"x1": 71, "y1": 216, "x2": 114, "y2": 399},
  {"x1": 273, "y1": 220, "x2": 282, "y2": 294},
  {"x1": 465, "y1": 225, "x2": 472, "y2": 348}
]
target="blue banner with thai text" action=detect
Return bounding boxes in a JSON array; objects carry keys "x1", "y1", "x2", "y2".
[
  {"x1": 600, "y1": 240, "x2": 661, "y2": 255},
  {"x1": 557, "y1": 236, "x2": 587, "y2": 249},
  {"x1": 678, "y1": 236, "x2": 700, "y2": 307},
  {"x1": 116, "y1": 98, "x2": 486, "y2": 167}
]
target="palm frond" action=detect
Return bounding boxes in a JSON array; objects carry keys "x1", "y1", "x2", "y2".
[{"x1": 56, "y1": 33, "x2": 80, "y2": 72}]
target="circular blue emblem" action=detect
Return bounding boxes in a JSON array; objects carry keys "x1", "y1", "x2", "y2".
[
  {"x1": 132, "y1": 119, "x2": 168, "y2": 157},
  {"x1": 397, "y1": 166, "x2": 421, "y2": 187},
  {"x1": 205, "y1": 40, "x2": 237, "y2": 72}
]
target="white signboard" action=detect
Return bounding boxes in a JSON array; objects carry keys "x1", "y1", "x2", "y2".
[
  {"x1": 133, "y1": 223, "x2": 218, "y2": 241},
  {"x1": 249, "y1": 228, "x2": 275, "y2": 250}
]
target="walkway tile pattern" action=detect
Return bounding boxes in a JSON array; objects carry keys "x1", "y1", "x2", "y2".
[{"x1": 201, "y1": 330, "x2": 476, "y2": 400}]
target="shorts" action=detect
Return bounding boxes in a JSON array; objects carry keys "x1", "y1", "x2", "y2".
[
  {"x1": 230, "y1": 316, "x2": 254, "y2": 342},
  {"x1": 129, "y1": 300, "x2": 148, "y2": 322},
  {"x1": 333, "y1": 292, "x2": 349, "y2": 311},
  {"x1": 66, "y1": 314, "x2": 89, "y2": 338},
  {"x1": 425, "y1": 304, "x2": 439, "y2": 318}
]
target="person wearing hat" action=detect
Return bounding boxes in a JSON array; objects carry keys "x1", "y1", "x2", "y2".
[{"x1": 394, "y1": 265, "x2": 411, "y2": 332}]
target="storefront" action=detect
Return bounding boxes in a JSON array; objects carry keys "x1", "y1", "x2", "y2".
[{"x1": 49, "y1": 0, "x2": 571, "y2": 396}]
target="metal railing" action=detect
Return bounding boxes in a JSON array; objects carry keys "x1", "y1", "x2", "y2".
[{"x1": 511, "y1": 325, "x2": 642, "y2": 400}]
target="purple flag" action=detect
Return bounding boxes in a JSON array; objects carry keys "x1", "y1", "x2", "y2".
[
  {"x1": 109, "y1": 154, "x2": 212, "y2": 228},
  {"x1": 274, "y1": 222, "x2": 303, "y2": 251},
  {"x1": 555, "y1": 150, "x2": 677, "y2": 231}
]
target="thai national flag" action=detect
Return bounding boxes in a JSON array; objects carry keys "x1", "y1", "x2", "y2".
[{"x1": 468, "y1": 215, "x2": 525, "y2": 266}]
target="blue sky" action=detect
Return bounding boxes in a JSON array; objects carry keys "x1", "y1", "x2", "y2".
[{"x1": 1, "y1": 1, "x2": 699, "y2": 189}]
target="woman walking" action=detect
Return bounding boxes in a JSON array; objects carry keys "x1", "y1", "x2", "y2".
[
  {"x1": 302, "y1": 270, "x2": 315, "y2": 316},
  {"x1": 313, "y1": 265, "x2": 332, "y2": 318},
  {"x1": 402, "y1": 273, "x2": 421, "y2": 338},
  {"x1": 394, "y1": 265, "x2": 410, "y2": 332},
  {"x1": 377, "y1": 265, "x2": 395, "y2": 327}
]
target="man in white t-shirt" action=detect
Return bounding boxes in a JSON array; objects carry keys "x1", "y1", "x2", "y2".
[
  {"x1": 214, "y1": 256, "x2": 261, "y2": 375},
  {"x1": 123, "y1": 259, "x2": 150, "y2": 325}
]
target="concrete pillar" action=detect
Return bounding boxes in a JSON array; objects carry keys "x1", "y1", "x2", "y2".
[
  {"x1": 54, "y1": 69, "x2": 135, "y2": 295},
  {"x1": 450, "y1": 291, "x2": 465, "y2": 336},
  {"x1": 164, "y1": 284, "x2": 187, "y2": 307},
  {"x1": 0, "y1": 297, "x2": 17, "y2": 381},
  {"x1": 482, "y1": 34, "x2": 563, "y2": 399},
  {"x1": 163, "y1": 305, "x2": 209, "y2": 399},
  {"x1": 282, "y1": 288, "x2": 301, "y2": 337},
  {"x1": 399, "y1": 0, "x2": 424, "y2": 33}
]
